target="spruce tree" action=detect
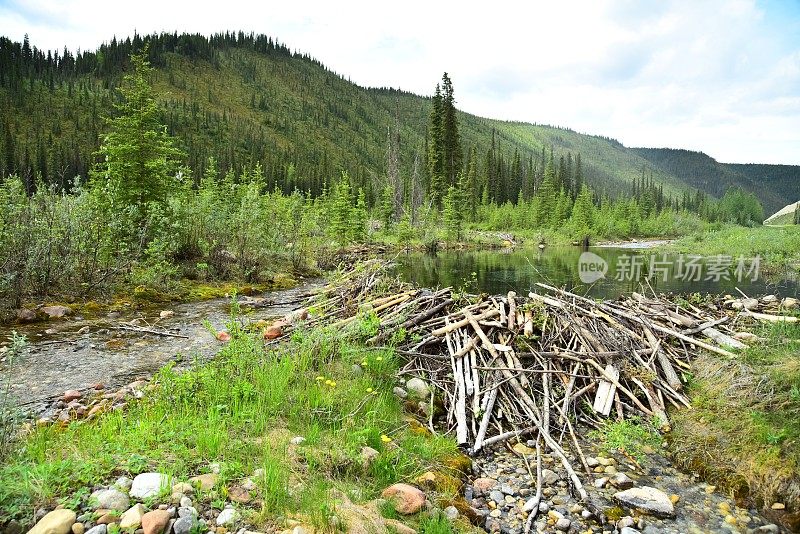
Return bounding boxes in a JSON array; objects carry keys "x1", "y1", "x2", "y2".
[
  {"x1": 427, "y1": 84, "x2": 445, "y2": 206},
  {"x1": 440, "y1": 73, "x2": 462, "y2": 188},
  {"x1": 91, "y1": 49, "x2": 184, "y2": 223}
]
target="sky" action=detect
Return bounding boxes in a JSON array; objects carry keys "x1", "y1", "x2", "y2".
[{"x1": 1, "y1": 0, "x2": 799, "y2": 164}]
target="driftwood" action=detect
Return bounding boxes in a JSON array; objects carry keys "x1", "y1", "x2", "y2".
[{"x1": 300, "y1": 259, "x2": 792, "y2": 514}]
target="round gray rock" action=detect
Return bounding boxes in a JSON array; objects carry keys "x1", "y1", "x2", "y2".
[
  {"x1": 90, "y1": 488, "x2": 130, "y2": 511},
  {"x1": 405, "y1": 378, "x2": 431, "y2": 400},
  {"x1": 613, "y1": 486, "x2": 675, "y2": 518}
]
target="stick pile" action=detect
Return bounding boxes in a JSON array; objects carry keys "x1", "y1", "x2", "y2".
[{"x1": 301, "y1": 260, "x2": 796, "y2": 528}]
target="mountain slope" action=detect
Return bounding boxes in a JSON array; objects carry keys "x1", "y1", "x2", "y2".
[
  {"x1": 631, "y1": 148, "x2": 798, "y2": 214},
  {"x1": 1, "y1": 32, "x2": 798, "y2": 210}
]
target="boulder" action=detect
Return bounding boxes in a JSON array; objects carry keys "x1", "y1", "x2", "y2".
[
  {"x1": 41, "y1": 305, "x2": 72, "y2": 319},
  {"x1": 28, "y1": 509, "x2": 76, "y2": 534},
  {"x1": 613, "y1": 486, "x2": 675, "y2": 518},
  {"x1": 16, "y1": 308, "x2": 37, "y2": 322},
  {"x1": 89, "y1": 488, "x2": 130, "y2": 511},
  {"x1": 130, "y1": 472, "x2": 172, "y2": 499},
  {"x1": 381, "y1": 483, "x2": 426, "y2": 514}
]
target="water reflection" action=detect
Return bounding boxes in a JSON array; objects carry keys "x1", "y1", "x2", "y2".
[{"x1": 394, "y1": 247, "x2": 799, "y2": 299}]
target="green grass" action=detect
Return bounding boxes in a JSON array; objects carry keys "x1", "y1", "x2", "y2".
[
  {"x1": 588, "y1": 417, "x2": 663, "y2": 463},
  {"x1": 662, "y1": 224, "x2": 800, "y2": 270},
  {"x1": 670, "y1": 319, "x2": 800, "y2": 508},
  {"x1": 0, "y1": 313, "x2": 461, "y2": 527}
]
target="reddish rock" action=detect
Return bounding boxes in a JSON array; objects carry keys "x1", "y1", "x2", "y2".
[
  {"x1": 62, "y1": 390, "x2": 82, "y2": 402},
  {"x1": 227, "y1": 485, "x2": 251, "y2": 504},
  {"x1": 263, "y1": 325, "x2": 283, "y2": 340},
  {"x1": 141, "y1": 509, "x2": 171, "y2": 534},
  {"x1": 66, "y1": 401, "x2": 86, "y2": 417},
  {"x1": 91, "y1": 383, "x2": 105, "y2": 390},
  {"x1": 472, "y1": 477, "x2": 497, "y2": 495},
  {"x1": 216, "y1": 331, "x2": 231, "y2": 342},
  {"x1": 381, "y1": 483, "x2": 426, "y2": 515}
]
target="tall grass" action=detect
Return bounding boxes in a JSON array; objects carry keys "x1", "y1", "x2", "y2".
[{"x1": 0, "y1": 315, "x2": 458, "y2": 525}]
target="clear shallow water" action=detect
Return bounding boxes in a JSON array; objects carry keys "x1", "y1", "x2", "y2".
[{"x1": 395, "y1": 246, "x2": 800, "y2": 300}]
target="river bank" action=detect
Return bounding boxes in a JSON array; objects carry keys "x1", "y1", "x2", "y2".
[{"x1": 2, "y1": 260, "x2": 799, "y2": 533}]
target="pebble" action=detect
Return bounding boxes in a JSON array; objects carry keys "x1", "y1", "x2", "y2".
[
  {"x1": 85, "y1": 526, "x2": 107, "y2": 534},
  {"x1": 189, "y1": 473, "x2": 219, "y2": 491},
  {"x1": 216, "y1": 508, "x2": 239, "y2": 527},
  {"x1": 541, "y1": 469, "x2": 559, "y2": 485},
  {"x1": 290, "y1": 436, "x2": 306, "y2": 445},
  {"x1": 443, "y1": 505, "x2": 459, "y2": 520},
  {"x1": 90, "y1": 488, "x2": 130, "y2": 511},
  {"x1": 71, "y1": 524, "x2": 84, "y2": 534},
  {"x1": 392, "y1": 387, "x2": 408, "y2": 399},
  {"x1": 119, "y1": 504, "x2": 146, "y2": 529},
  {"x1": 180, "y1": 496, "x2": 193, "y2": 508},
  {"x1": 555, "y1": 518, "x2": 571, "y2": 531},
  {"x1": 489, "y1": 490, "x2": 505, "y2": 503},
  {"x1": 611, "y1": 472, "x2": 635, "y2": 489},
  {"x1": 172, "y1": 483, "x2": 194, "y2": 495},
  {"x1": 173, "y1": 517, "x2": 195, "y2": 534}
]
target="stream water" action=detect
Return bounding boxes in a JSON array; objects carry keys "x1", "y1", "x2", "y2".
[
  {"x1": 394, "y1": 246, "x2": 799, "y2": 300},
  {"x1": 0, "y1": 281, "x2": 322, "y2": 414}
]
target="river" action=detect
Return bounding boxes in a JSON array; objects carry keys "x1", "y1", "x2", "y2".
[{"x1": 394, "y1": 246, "x2": 799, "y2": 299}]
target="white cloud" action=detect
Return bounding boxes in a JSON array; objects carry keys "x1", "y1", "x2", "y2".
[{"x1": 0, "y1": 0, "x2": 798, "y2": 163}]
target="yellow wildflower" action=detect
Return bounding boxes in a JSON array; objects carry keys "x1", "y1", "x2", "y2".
[
  {"x1": 315, "y1": 376, "x2": 325, "y2": 381},
  {"x1": 324, "y1": 379, "x2": 333, "y2": 386},
  {"x1": 366, "y1": 387, "x2": 373, "y2": 393},
  {"x1": 380, "y1": 434, "x2": 392, "y2": 443},
  {"x1": 376, "y1": 356, "x2": 383, "y2": 362}
]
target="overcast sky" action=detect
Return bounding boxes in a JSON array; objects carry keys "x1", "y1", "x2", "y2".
[{"x1": 1, "y1": 0, "x2": 799, "y2": 164}]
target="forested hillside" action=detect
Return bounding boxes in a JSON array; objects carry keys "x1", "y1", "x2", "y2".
[
  {"x1": 631, "y1": 148, "x2": 799, "y2": 214},
  {"x1": 2, "y1": 31, "x2": 797, "y2": 211}
]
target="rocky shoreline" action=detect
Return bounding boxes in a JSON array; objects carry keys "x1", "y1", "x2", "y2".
[{"x1": 464, "y1": 439, "x2": 784, "y2": 533}]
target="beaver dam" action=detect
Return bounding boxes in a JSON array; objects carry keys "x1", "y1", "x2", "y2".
[{"x1": 300, "y1": 260, "x2": 799, "y2": 531}]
